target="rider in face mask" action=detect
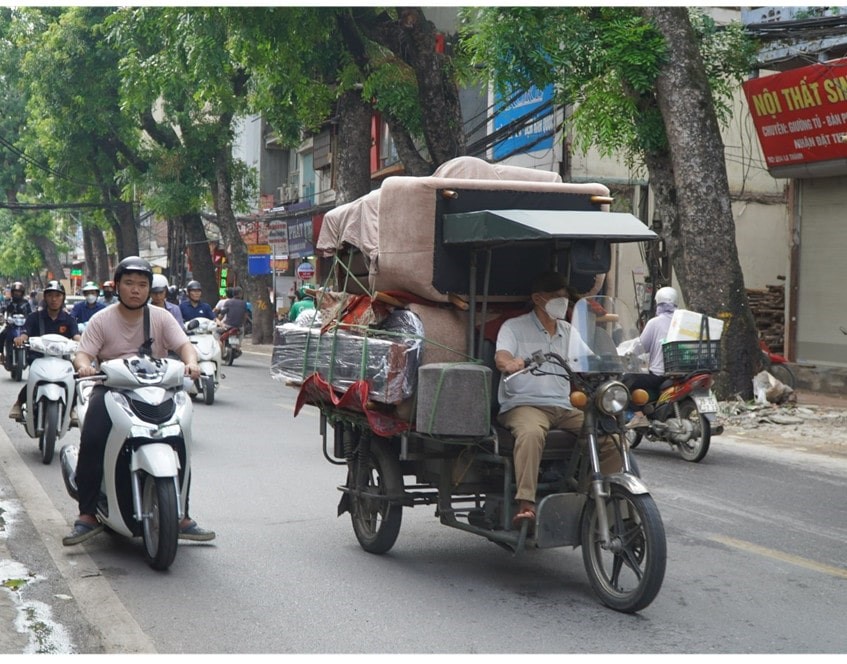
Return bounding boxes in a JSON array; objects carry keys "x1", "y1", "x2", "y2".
[
  {"x1": 70, "y1": 281, "x2": 107, "y2": 326},
  {"x1": 493, "y1": 271, "x2": 622, "y2": 530}
]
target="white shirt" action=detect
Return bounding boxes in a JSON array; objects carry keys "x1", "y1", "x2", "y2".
[{"x1": 496, "y1": 310, "x2": 575, "y2": 413}]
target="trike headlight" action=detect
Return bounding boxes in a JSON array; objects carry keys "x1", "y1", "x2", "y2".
[{"x1": 595, "y1": 381, "x2": 629, "y2": 415}]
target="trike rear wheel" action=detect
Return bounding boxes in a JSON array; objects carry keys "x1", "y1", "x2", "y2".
[
  {"x1": 350, "y1": 436, "x2": 403, "y2": 554},
  {"x1": 581, "y1": 485, "x2": 666, "y2": 613}
]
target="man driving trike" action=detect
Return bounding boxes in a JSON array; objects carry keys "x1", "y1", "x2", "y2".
[{"x1": 494, "y1": 271, "x2": 623, "y2": 530}]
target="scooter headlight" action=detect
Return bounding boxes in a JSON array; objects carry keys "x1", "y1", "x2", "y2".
[{"x1": 596, "y1": 381, "x2": 629, "y2": 415}]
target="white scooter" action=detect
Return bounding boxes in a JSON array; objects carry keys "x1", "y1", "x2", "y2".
[
  {"x1": 60, "y1": 354, "x2": 193, "y2": 570},
  {"x1": 20, "y1": 335, "x2": 78, "y2": 465},
  {"x1": 184, "y1": 317, "x2": 222, "y2": 405}
]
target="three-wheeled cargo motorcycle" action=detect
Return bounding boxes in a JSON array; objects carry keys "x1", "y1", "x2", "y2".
[{"x1": 278, "y1": 170, "x2": 667, "y2": 613}]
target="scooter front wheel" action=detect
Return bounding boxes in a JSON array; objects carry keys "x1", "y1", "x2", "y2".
[
  {"x1": 141, "y1": 473, "x2": 179, "y2": 571},
  {"x1": 581, "y1": 485, "x2": 666, "y2": 613},
  {"x1": 677, "y1": 399, "x2": 710, "y2": 462},
  {"x1": 40, "y1": 400, "x2": 60, "y2": 465}
]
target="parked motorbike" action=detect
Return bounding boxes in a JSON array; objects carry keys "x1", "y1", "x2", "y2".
[
  {"x1": 4, "y1": 313, "x2": 29, "y2": 381},
  {"x1": 60, "y1": 354, "x2": 193, "y2": 570},
  {"x1": 219, "y1": 324, "x2": 243, "y2": 366},
  {"x1": 625, "y1": 369, "x2": 722, "y2": 462},
  {"x1": 19, "y1": 335, "x2": 78, "y2": 464},
  {"x1": 759, "y1": 339, "x2": 796, "y2": 389},
  {"x1": 183, "y1": 317, "x2": 222, "y2": 405}
]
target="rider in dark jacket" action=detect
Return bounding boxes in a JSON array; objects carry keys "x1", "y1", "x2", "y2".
[{"x1": 0, "y1": 282, "x2": 33, "y2": 364}]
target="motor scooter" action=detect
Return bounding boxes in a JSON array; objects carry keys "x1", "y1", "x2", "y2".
[
  {"x1": 184, "y1": 317, "x2": 222, "y2": 405},
  {"x1": 19, "y1": 335, "x2": 78, "y2": 465},
  {"x1": 60, "y1": 354, "x2": 193, "y2": 570},
  {"x1": 219, "y1": 324, "x2": 242, "y2": 366},
  {"x1": 4, "y1": 313, "x2": 29, "y2": 382},
  {"x1": 625, "y1": 369, "x2": 722, "y2": 462}
]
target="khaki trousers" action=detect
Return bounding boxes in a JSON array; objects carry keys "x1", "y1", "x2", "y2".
[{"x1": 497, "y1": 405, "x2": 622, "y2": 503}]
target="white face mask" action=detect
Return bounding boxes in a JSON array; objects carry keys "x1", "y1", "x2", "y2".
[
  {"x1": 543, "y1": 296, "x2": 569, "y2": 320},
  {"x1": 85, "y1": 294, "x2": 98, "y2": 304}
]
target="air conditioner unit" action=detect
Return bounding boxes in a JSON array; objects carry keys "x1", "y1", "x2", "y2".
[
  {"x1": 277, "y1": 185, "x2": 298, "y2": 203},
  {"x1": 288, "y1": 170, "x2": 299, "y2": 189}
]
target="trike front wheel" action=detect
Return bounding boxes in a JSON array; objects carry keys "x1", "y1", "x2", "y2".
[
  {"x1": 581, "y1": 485, "x2": 666, "y2": 613},
  {"x1": 349, "y1": 436, "x2": 403, "y2": 554}
]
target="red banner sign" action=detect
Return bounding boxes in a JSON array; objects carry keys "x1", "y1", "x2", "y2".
[{"x1": 742, "y1": 59, "x2": 847, "y2": 169}]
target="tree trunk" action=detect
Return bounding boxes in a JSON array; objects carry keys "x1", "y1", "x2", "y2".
[
  {"x1": 167, "y1": 217, "x2": 186, "y2": 286},
  {"x1": 642, "y1": 7, "x2": 760, "y2": 399},
  {"x1": 335, "y1": 90, "x2": 373, "y2": 204},
  {"x1": 82, "y1": 226, "x2": 96, "y2": 284},
  {"x1": 91, "y1": 226, "x2": 111, "y2": 284},
  {"x1": 108, "y1": 199, "x2": 139, "y2": 258},
  {"x1": 32, "y1": 236, "x2": 65, "y2": 281},
  {"x1": 180, "y1": 212, "x2": 216, "y2": 298},
  {"x1": 209, "y1": 143, "x2": 275, "y2": 345}
]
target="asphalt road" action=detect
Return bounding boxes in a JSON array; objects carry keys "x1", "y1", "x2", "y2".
[{"x1": 1, "y1": 344, "x2": 846, "y2": 654}]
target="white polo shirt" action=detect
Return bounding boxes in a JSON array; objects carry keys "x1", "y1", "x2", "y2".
[{"x1": 496, "y1": 310, "x2": 576, "y2": 413}]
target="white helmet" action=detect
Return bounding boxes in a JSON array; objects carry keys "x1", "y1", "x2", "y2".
[
  {"x1": 151, "y1": 274, "x2": 169, "y2": 293},
  {"x1": 655, "y1": 286, "x2": 678, "y2": 306}
]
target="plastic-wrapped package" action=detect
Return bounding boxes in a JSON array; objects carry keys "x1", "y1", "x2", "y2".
[{"x1": 271, "y1": 308, "x2": 423, "y2": 404}]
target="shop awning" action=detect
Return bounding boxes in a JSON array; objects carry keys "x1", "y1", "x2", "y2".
[{"x1": 442, "y1": 209, "x2": 657, "y2": 245}]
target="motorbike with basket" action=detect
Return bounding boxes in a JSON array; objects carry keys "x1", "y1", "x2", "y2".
[
  {"x1": 184, "y1": 317, "x2": 222, "y2": 404},
  {"x1": 625, "y1": 314, "x2": 723, "y2": 463},
  {"x1": 19, "y1": 334, "x2": 78, "y2": 464},
  {"x1": 4, "y1": 313, "x2": 29, "y2": 381},
  {"x1": 280, "y1": 175, "x2": 667, "y2": 613},
  {"x1": 60, "y1": 353, "x2": 194, "y2": 570}
]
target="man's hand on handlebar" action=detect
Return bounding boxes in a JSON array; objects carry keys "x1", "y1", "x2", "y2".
[
  {"x1": 77, "y1": 365, "x2": 98, "y2": 378},
  {"x1": 501, "y1": 357, "x2": 526, "y2": 375}
]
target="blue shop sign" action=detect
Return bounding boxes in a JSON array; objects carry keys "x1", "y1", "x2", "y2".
[{"x1": 493, "y1": 84, "x2": 555, "y2": 160}]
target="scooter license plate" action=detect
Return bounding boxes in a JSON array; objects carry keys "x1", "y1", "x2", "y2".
[{"x1": 693, "y1": 395, "x2": 718, "y2": 413}]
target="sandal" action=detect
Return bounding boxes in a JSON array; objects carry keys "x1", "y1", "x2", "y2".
[
  {"x1": 62, "y1": 519, "x2": 104, "y2": 546},
  {"x1": 179, "y1": 520, "x2": 216, "y2": 542},
  {"x1": 512, "y1": 506, "x2": 537, "y2": 530}
]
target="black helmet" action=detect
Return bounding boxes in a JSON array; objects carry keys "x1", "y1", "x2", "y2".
[
  {"x1": 114, "y1": 256, "x2": 153, "y2": 286},
  {"x1": 10, "y1": 281, "x2": 24, "y2": 296},
  {"x1": 186, "y1": 280, "x2": 202, "y2": 291},
  {"x1": 43, "y1": 280, "x2": 65, "y2": 295}
]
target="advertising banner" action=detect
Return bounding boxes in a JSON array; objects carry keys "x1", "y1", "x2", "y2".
[
  {"x1": 743, "y1": 59, "x2": 847, "y2": 170},
  {"x1": 492, "y1": 84, "x2": 555, "y2": 160}
]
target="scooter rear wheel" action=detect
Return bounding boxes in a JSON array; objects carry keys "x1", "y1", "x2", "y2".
[
  {"x1": 40, "y1": 400, "x2": 60, "y2": 465},
  {"x1": 202, "y1": 375, "x2": 215, "y2": 405},
  {"x1": 581, "y1": 485, "x2": 666, "y2": 613},
  {"x1": 141, "y1": 473, "x2": 179, "y2": 571},
  {"x1": 677, "y1": 399, "x2": 710, "y2": 462}
]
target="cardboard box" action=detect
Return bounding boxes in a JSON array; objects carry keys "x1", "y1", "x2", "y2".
[{"x1": 666, "y1": 309, "x2": 724, "y2": 342}]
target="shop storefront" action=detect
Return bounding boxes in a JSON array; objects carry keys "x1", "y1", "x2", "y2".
[{"x1": 744, "y1": 58, "x2": 847, "y2": 368}]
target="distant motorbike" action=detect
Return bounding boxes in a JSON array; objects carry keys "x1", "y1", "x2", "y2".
[
  {"x1": 60, "y1": 354, "x2": 193, "y2": 571},
  {"x1": 219, "y1": 324, "x2": 243, "y2": 366},
  {"x1": 4, "y1": 313, "x2": 29, "y2": 382},
  {"x1": 185, "y1": 317, "x2": 221, "y2": 405},
  {"x1": 20, "y1": 335, "x2": 78, "y2": 464},
  {"x1": 625, "y1": 369, "x2": 722, "y2": 462}
]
